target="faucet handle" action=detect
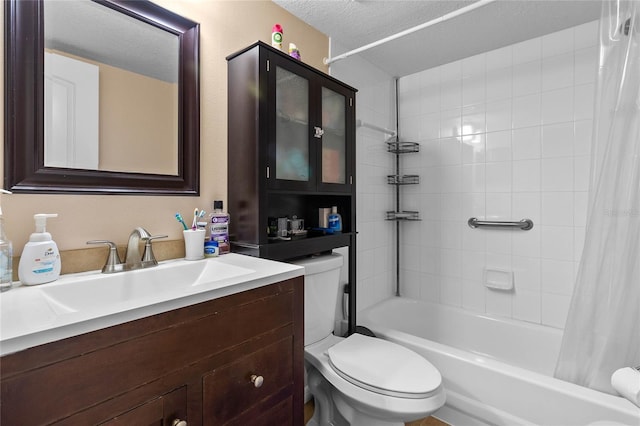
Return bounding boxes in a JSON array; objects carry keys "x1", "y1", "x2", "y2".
[
  {"x1": 87, "y1": 240, "x2": 124, "y2": 273},
  {"x1": 141, "y1": 234, "x2": 168, "y2": 265}
]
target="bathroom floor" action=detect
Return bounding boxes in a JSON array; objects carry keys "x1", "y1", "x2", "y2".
[{"x1": 304, "y1": 400, "x2": 449, "y2": 425}]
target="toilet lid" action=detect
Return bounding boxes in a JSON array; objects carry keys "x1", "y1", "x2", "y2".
[{"x1": 327, "y1": 333, "x2": 442, "y2": 399}]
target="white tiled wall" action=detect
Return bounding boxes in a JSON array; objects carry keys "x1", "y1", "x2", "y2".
[
  {"x1": 330, "y1": 44, "x2": 397, "y2": 313},
  {"x1": 396, "y1": 21, "x2": 599, "y2": 329}
]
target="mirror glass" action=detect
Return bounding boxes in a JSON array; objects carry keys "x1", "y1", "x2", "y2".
[
  {"x1": 4, "y1": 0, "x2": 200, "y2": 195},
  {"x1": 44, "y1": 0, "x2": 179, "y2": 174}
]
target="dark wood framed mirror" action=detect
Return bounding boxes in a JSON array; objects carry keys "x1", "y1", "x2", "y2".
[{"x1": 4, "y1": 0, "x2": 200, "y2": 195}]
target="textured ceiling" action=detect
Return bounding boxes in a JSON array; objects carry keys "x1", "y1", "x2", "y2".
[
  {"x1": 45, "y1": 0, "x2": 178, "y2": 83},
  {"x1": 273, "y1": 0, "x2": 602, "y2": 77}
]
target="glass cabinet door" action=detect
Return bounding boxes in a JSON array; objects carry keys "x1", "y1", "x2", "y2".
[
  {"x1": 274, "y1": 66, "x2": 310, "y2": 183},
  {"x1": 320, "y1": 87, "x2": 346, "y2": 185}
]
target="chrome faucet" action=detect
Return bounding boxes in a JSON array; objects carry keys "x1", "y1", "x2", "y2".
[
  {"x1": 125, "y1": 227, "x2": 151, "y2": 269},
  {"x1": 87, "y1": 227, "x2": 167, "y2": 273}
]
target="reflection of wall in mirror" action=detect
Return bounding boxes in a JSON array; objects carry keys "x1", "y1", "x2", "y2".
[{"x1": 46, "y1": 49, "x2": 178, "y2": 175}]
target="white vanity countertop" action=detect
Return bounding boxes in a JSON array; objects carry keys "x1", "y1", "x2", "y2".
[{"x1": 0, "y1": 254, "x2": 303, "y2": 356}]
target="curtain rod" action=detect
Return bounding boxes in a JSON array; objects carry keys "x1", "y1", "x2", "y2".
[
  {"x1": 324, "y1": 0, "x2": 498, "y2": 66},
  {"x1": 356, "y1": 119, "x2": 397, "y2": 137}
]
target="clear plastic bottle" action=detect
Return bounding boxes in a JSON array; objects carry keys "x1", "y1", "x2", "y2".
[{"x1": 0, "y1": 190, "x2": 13, "y2": 292}]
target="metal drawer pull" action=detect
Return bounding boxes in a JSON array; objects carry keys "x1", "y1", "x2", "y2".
[
  {"x1": 250, "y1": 374, "x2": 264, "y2": 388},
  {"x1": 172, "y1": 419, "x2": 187, "y2": 426}
]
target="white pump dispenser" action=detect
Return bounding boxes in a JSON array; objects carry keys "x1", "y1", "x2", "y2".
[{"x1": 18, "y1": 214, "x2": 61, "y2": 285}]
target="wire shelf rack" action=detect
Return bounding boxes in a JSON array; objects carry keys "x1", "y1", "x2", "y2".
[
  {"x1": 386, "y1": 141, "x2": 420, "y2": 154},
  {"x1": 387, "y1": 174, "x2": 420, "y2": 185},
  {"x1": 386, "y1": 211, "x2": 421, "y2": 221}
]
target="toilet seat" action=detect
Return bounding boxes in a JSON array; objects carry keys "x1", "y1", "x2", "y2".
[{"x1": 327, "y1": 333, "x2": 442, "y2": 399}]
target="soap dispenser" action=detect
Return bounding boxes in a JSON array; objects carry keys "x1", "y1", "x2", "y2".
[{"x1": 18, "y1": 214, "x2": 61, "y2": 285}]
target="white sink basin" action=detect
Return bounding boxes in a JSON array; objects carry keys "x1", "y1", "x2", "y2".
[
  {"x1": 39, "y1": 258, "x2": 255, "y2": 311},
  {"x1": 0, "y1": 254, "x2": 303, "y2": 356}
]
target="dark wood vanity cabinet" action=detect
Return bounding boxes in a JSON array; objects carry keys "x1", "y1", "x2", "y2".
[
  {"x1": 226, "y1": 41, "x2": 357, "y2": 331},
  {"x1": 0, "y1": 277, "x2": 304, "y2": 425}
]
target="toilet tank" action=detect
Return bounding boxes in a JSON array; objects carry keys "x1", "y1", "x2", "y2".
[{"x1": 291, "y1": 253, "x2": 343, "y2": 345}]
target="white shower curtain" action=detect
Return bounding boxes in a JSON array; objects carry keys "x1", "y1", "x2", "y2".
[{"x1": 554, "y1": 0, "x2": 640, "y2": 394}]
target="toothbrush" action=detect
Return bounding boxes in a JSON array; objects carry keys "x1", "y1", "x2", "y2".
[
  {"x1": 191, "y1": 209, "x2": 206, "y2": 230},
  {"x1": 175, "y1": 213, "x2": 188, "y2": 230},
  {"x1": 191, "y1": 208, "x2": 198, "y2": 230}
]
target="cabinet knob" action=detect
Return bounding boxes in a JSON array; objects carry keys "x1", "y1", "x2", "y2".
[
  {"x1": 314, "y1": 126, "x2": 324, "y2": 138},
  {"x1": 250, "y1": 374, "x2": 264, "y2": 388},
  {"x1": 172, "y1": 420, "x2": 187, "y2": 426}
]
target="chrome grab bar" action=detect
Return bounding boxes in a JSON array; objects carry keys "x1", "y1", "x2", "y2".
[{"x1": 468, "y1": 217, "x2": 534, "y2": 231}]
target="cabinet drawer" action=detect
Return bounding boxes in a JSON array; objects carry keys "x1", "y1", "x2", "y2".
[
  {"x1": 203, "y1": 336, "x2": 293, "y2": 425},
  {"x1": 98, "y1": 397, "x2": 163, "y2": 426},
  {"x1": 97, "y1": 386, "x2": 186, "y2": 426}
]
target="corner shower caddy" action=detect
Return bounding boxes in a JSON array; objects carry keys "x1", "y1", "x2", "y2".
[
  {"x1": 386, "y1": 138, "x2": 420, "y2": 297},
  {"x1": 358, "y1": 82, "x2": 421, "y2": 297},
  {"x1": 386, "y1": 140, "x2": 421, "y2": 222}
]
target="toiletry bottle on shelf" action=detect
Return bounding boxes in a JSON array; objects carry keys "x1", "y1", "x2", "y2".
[
  {"x1": 0, "y1": 189, "x2": 13, "y2": 292},
  {"x1": 288, "y1": 43, "x2": 301, "y2": 60},
  {"x1": 18, "y1": 214, "x2": 61, "y2": 285},
  {"x1": 272, "y1": 24, "x2": 283, "y2": 50},
  {"x1": 210, "y1": 201, "x2": 230, "y2": 254},
  {"x1": 328, "y1": 206, "x2": 342, "y2": 233}
]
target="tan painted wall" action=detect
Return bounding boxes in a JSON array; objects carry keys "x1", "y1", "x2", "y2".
[
  {"x1": 1, "y1": 1, "x2": 328, "y2": 262},
  {"x1": 98, "y1": 60, "x2": 178, "y2": 174}
]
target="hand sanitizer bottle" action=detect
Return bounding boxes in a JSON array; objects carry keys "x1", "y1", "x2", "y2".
[{"x1": 18, "y1": 214, "x2": 61, "y2": 285}]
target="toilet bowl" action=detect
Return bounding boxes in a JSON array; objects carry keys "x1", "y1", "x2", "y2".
[
  {"x1": 292, "y1": 253, "x2": 445, "y2": 426},
  {"x1": 306, "y1": 334, "x2": 445, "y2": 426}
]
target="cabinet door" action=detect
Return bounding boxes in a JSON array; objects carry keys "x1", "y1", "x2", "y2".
[
  {"x1": 266, "y1": 54, "x2": 354, "y2": 193},
  {"x1": 316, "y1": 80, "x2": 354, "y2": 193},
  {"x1": 202, "y1": 337, "x2": 293, "y2": 425},
  {"x1": 99, "y1": 386, "x2": 187, "y2": 426},
  {"x1": 268, "y1": 57, "x2": 316, "y2": 191}
]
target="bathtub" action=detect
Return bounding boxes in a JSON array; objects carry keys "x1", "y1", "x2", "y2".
[{"x1": 358, "y1": 297, "x2": 640, "y2": 426}]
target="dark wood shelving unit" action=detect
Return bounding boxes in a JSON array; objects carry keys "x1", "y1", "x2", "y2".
[{"x1": 227, "y1": 41, "x2": 358, "y2": 333}]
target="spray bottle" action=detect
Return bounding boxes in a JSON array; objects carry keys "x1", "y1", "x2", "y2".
[
  {"x1": 0, "y1": 190, "x2": 13, "y2": 292},
  {"x1": 272, "y1": 24, "x2": 283, "y2": 50},
  {"x1": 18, "y1": 214, "x2": 61, "y2": 285}
]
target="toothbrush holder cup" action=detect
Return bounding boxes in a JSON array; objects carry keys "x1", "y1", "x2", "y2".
[{"x1": 183, "y1": 229, "x2": 205, "y2": 260}]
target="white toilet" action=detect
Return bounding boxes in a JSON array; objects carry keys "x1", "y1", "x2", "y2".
[{"x1": 293, "y1": 253, "x2": 446, "y2": 426}]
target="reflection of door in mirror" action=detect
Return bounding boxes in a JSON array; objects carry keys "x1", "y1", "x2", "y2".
[
  {"x1": 44, "y1": 0, "x2": 179, "y2": 176},
  {"x1": 45, "y1": 52, "x2": 99, "y2": 170}
]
